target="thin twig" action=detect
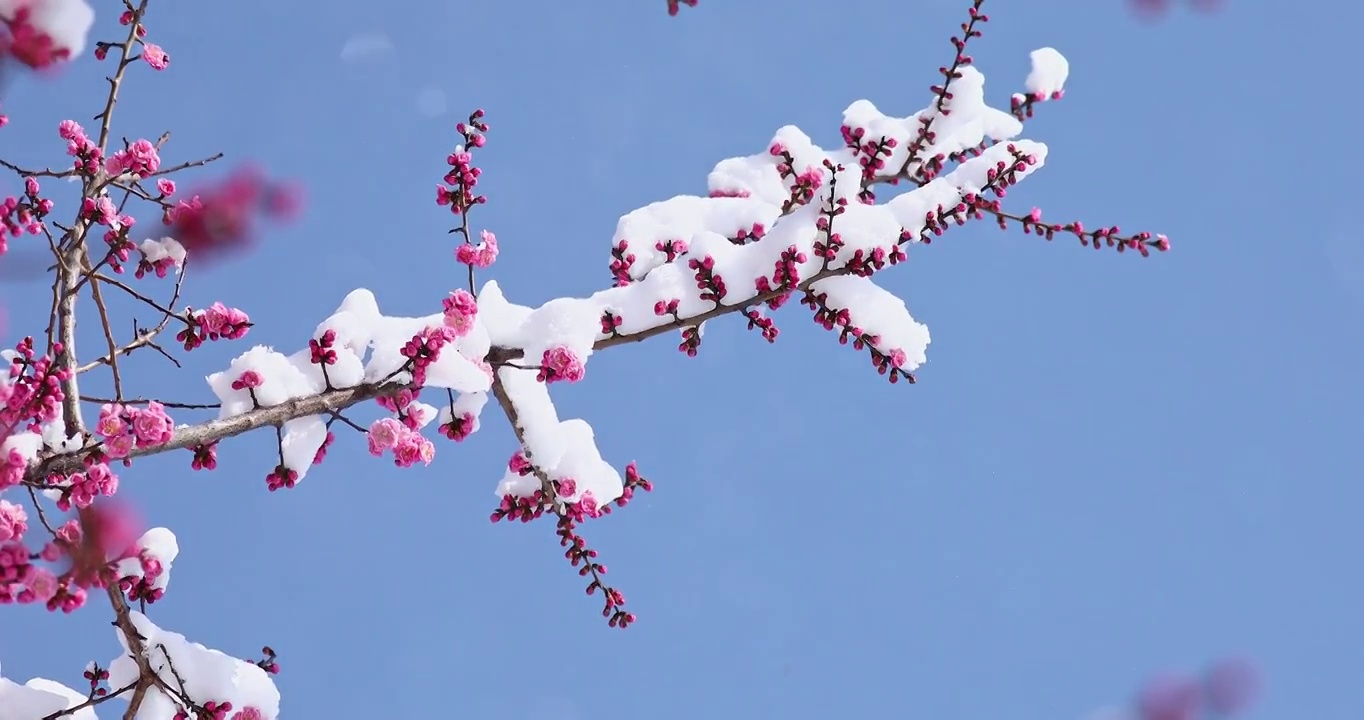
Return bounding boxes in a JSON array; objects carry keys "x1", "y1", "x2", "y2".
[
  {"x1": 80, "y1": 395, "x2": 220, "y2": 410},
  {"x1": 147, "y1": 151, "x2": 225, "y2": 178},
  {"x1": 24, "y1": 485, "x2": 60, "y2": 535},
  {"x1": 41, "y1": 682, "x2": 137, "y2": 720},
  {"x1": 157, "y1": 643, "x2": 193, "y2": 702},
  {"x1": 75, "y1": 270, "x2": 186, "y2": 373},
  {"x1": 138, "y1": 325, "x2": 181, "y2": 368},
  {"x1": 0, "y1": 158, "x2": 77, "y2": 178},
  {"x1": 327, "y1": 410, "x2": 367, "y2": 433},
  {"x1": 44, "y1": 227, "x2": 62, "y2": 356},
  {"x1": 89, "y1": 270, "x2": 124, "y2": 398},
  {"x1": 92, "y1": 271, "x2": 180, "y2": 317}
]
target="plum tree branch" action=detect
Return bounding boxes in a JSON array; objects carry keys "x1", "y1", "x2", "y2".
[
  {"x1": 29, "y1": 381, "x2": 405, "y2": 480},
  {"x1": 25, "y1": 240, "x2": 867, "y2": 484},
  {"x1": 25, "y1": 165, "x2": 997, "y2": 484},
  {"x1": 20, "y1": 22, "x2": 1142, "y2": 522},
  {"x1": 55, "y1": 244, "x2": 86, "y2": 432}
]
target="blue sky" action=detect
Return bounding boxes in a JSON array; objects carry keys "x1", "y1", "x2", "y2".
[{"x1": 3, "y1": 1, "x2": 1362, "y2": 718}]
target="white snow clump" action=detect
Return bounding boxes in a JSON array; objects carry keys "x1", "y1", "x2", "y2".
[{"x1": 0, "y1": 664, "x2": 95, "y2": 720}]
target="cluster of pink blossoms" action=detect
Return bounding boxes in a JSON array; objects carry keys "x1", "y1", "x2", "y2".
[
  {"x1": 0, "y1": 442, "x2": 32, "y2": 491},
  {"x1": 260, "y1": 407, "x2": 333, "y2": 489},
  {"x1": 56, "y1": 122, "x2": 181, "y2": 283},
  {"x1": 190, "y1": 441, "x2": 219, "y2": 471},
  {"x1": 105, "y1": 138, "x2": 161, "y2": 178},
  {"x1": 230, "y1": 370, "x2": 263, "y2": 392},
  {"x1": 367, "y1": 417, "x2": 435, "y2": 468},
  {"x1": 79, "y1": 193, "x2": 119, "y2": 226},
  {"x1": 1, "y1": 339, "x2": 68, "y2": 489},
  {"x1": 162, "y1": 165, "x2": 302, "y2": 265},
  {"x1": 49, "y1": 462, "x2": 119, "y2": 511},
  {"x1": 59, "y1": 119, "x2": 102, "y2": 174},
  {"x1": 134, "y1": 232, "x2": 186, "y2": 280},
  {"x1": 490, "y1": 456, "x2": 655, "y2": 629},
  {"x1": 441, "y1": 289, "x2": 479, "y2": 336},
  {"x1": 435, "y1": 110, "x2": 488, "y2": 216},
  {"x1": 455, "y1": 229, "x2": 498, "y2": 268},
  {"x1": 308, "y1": 329, "x2": 339, "y2": 367},
  {"x1": 95, "y1": 401, "x2": 175, "y2": 458},
  {"x1": 84, "y1": 179, "x2": 178, "y2": 278},
  {"x1": 493, "y1": 458, "x2": 655, "y2": 525},
  {"x1": 538, "y1": 346, "x2": 586, "y2": 384},
  {"x1": 177, "y1": 302, "x2": 251, "y2": 350},
  {"x1": 138, "y1": 40, "x2": 166, "y2": 70},
  {"x1": 1, "y1": 176, "x2": 53, "y2": 251},
  {"x1": 2, "y1": 500, "x2": 145, "y2": 612},
  {"x1": 368, "y1": 390, "x2": 438, "y2": 467},
  {"x1": 375, "y1": 388, "x2": 427, "y2": 422},
  {"x1": 554, "y1": 479, "x2": 601, "y2": 522},
  {"x1": 0, "y1": 499, "x2": 27, "y2": 541},
  {"x1": 265, "y1": 466, "x2": 297, "y2": 493},
  {"x1": 399, "y1": 325, "x2": 458, "y2": 387},
  {"x1": 0, "y1": 541, "x2": 51, "y2": 604},
  {"x1": 52, "y1": 122, "x2": 300, "y2": 279},
  {"x1": 438, "y1": 409, "x2": 477, "y2": 442},
  {"x1": 119, "y1": 548, "x2": 166, "y2": 603}
]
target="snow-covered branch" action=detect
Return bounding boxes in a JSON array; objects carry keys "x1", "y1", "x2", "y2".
[{"x1": 28, "y1": 380, "x2": 398, "y2": 480}]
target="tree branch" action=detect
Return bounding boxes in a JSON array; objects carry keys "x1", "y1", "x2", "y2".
[{"x1": 30, "y1": 380, "x2": 404, "y2": 480}]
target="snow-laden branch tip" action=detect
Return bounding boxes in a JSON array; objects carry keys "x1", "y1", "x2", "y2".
[
  {"x1": 494, "y1": 367, "x2": 622, "y2": 504},
  {"x1": 1026, "y1": 47, "x2": 1069, "y2": 97},
  {"x1": 107, "y1": 612, "x2": 280, "y2": 720}
]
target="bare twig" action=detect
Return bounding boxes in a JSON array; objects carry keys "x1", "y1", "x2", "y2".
[
  {"x1": 326, "y1": 410, "x2": 367, "y2": 433},
  {"x1": 0, "y1": 158, "x2": 77, "y2": 178},
  {"x1": 156, "y1": 643, "x2": 192, "y2": 701},
  {"x1": 75, "y1": 271, "x2": 186, "y2": 373},
  {"x1": 44, "y1": 228, "x2": 62, "y2": 356},
  {"x1": 92, "y1": 272, "x2": 180, "y2": 318},
  {"x1": 146, "y1": 151, "x2": 226, "y2": 178},
  {"x1": 89, "y1": 270, "x2": 125, "y2": 398},
  {"x1": 80, "y1": 395, "x2": 220, "y2": 410},
  {"x1": 24, "y1": 485, "x2": 60, "y2": 535},
  {"x1": 41, "y1": 681, "x2": 137, "y2": 720},
  {"x1": 139, "y1": 327, "x2": 181, "y2": 368}
]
